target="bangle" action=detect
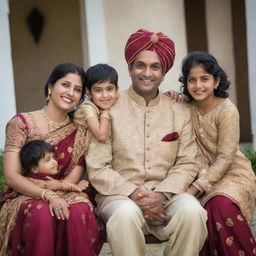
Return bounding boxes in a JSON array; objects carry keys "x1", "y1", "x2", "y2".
[
  {"x1": 46, "y1": 193, "x2": 59, "y2": 203},
  {"x1": 41, "y1": 189, "x2": 50, "y2": 202},
  {"x1": 61, "y1": 180, "x2": 73, "y2": 191}
]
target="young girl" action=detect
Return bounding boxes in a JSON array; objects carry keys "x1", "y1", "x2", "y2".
[
  {"x1": 20, "y1": 140, "x2": 91, "y2": 215},
  {"x1": 74, "y1": 64, "x2": 118, "y2": 142},
  {"x1": 178, "y1": 52, "x2": 256, "y2": 255}
]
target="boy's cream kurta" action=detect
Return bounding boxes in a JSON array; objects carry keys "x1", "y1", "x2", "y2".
[{"x1": 86, "y1": 87, "x2": 198, "y2": 211}]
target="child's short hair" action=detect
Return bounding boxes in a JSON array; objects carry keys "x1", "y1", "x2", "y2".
[
  {"x1": 20, "y1": 140, "x2": 55, "y2": 173},
  {"x1": 85, "y1": 64, "x2": 118, "y2": 91}
]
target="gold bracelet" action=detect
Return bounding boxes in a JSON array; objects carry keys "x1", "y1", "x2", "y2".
[
  {"x1": 61, "y1": 180, "x2": 73, "y2": 191},
  {"x1": 47, "y1": 194, "x2": 59, "y2": 203},
  {"x1": 41, "y1": 189, "x2": 50, "y2": 202},
  {"x1": 45, "y1": 192, "x2": 59, "y2": 203}
]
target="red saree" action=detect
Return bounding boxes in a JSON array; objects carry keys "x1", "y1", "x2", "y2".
[{"x1": 0, "y1": 113, "x2": 103, "y2": 256}]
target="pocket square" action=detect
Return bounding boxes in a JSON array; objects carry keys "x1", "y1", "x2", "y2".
[{"x1": 161, "y1": 132, "x2": 179, "y2": 142}]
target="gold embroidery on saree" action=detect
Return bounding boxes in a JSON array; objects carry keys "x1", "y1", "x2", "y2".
[
  {"x1": 70, "y1": 125, "x2": 91, "y2": 169},
  {"x1": 238, "y1": 250, "x2": 245, "y2": 256},
  {"x1": 237, "y1": 214, "x2": 244, "y2": 221},
  {"x1": 5, "y1": 115, "x2": 28, "y2": 152},
  {"x1": 0, "y1": 195, "x2": 32, "y2": 256},
  {"x1": 225, "y1": 218, "x2": 234, "y2": 227},
  {"x1": 225, "y1": 236, "x2": 234, "y2": 246},
  {"x1": 216, "y1": 222, "x2": 222, "y2": 231}
]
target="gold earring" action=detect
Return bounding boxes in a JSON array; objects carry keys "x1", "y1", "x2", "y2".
[{"x1": 47, "y1": 91, "x2": 52, "y2": 101}]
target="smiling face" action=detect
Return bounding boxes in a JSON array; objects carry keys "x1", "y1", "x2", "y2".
[
  {"x1": 86, "y1": 81, "x2": 118, "y2": 110},
  {"x1": 187, "y1": 65, "x2": 220, "y2": 104},
  {"x1": 129, "y1": 50, "x2": 165, "y2": 103},
  {"x1": 48, "y1": 73, "x2": 83, "y2": 112},
  {"x1": 32, "y1": 152, "x2": 58, "y2": 175}
]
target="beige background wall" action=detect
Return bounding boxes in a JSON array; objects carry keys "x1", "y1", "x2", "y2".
[
  {"x1": 9, "y1": 0, "x2": 239, "y2": 108},
  {"x1": 9, "y1": 0, "x2": 84, "y2": 112},
  {"x1": 102, "y1": 0, "x2": 187, "y2": 92},
  {"x1": 206, "y1": 0, "x2": 237, "y2": 104}
]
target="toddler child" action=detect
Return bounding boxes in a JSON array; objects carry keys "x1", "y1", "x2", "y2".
[{"x1": 20, "y1": 140, "x2": 92, "y2": 215}]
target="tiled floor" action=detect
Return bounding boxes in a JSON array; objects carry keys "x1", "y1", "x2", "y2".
[{"x1": 99, "y1": 243, "x2": 166, "y2": 256}]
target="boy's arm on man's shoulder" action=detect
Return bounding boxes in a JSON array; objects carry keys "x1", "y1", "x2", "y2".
[{"x1": 86, "y1": 135, "x2": 137, "y2": 196}]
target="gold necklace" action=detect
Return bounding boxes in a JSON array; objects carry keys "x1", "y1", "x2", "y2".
[{"x1": 42, "y1": 107, "x2": 70, "y2": 129}]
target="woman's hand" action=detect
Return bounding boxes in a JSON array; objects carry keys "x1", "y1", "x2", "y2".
[
  {"x1": 164, "y1": 90, "x2": 184, "y2": 103},
  {"x1": 46, "y1": 176, "x2": 63, "y2": 191},
  {"x1": 48, "y1": 194, "x2": 70, "y2": 220}
]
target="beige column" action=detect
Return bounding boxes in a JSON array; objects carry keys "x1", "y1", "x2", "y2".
[
  {"x1": 0, "y1": 0, "x2": 16, "y2": 149},
  {"x1": 80, "y1": 0, "x2": 108, "y2": 67},
  {"x1": 205, "y1": 0, "x2": 237, "y2": 105},
  {"x1": 245, "y1": 0, "x2": 256, "y2": 149}
]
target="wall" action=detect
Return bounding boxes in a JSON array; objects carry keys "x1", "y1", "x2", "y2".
[
  {"x1": 0, "y1": 0, "x2": 16, "y2": 149},
  {"x1": 102, "y1": 0, "x2": 187, "y2": 92},
  {"x1": 9, "y1": 0, "x2": 84, "y2": 112},
  {"x1": 206, "y1": 0, "x2": 237, "y2": 105}
]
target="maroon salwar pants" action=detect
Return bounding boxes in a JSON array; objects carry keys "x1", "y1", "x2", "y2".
[
  {"x1": 200, "y1": 195, "x2": 256, "y2": 256},
  {"x1": 11, "y1": 200, "x2": 103, "y2": 256}
]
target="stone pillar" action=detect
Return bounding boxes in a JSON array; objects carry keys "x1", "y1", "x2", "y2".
[
  {"x1": 245, "y1": 0, "x2": 256, "y2": 149},
  {"x1": 0, "y1": 0, "x2": 16, "y2": 149},
  {"x1": 205, "y1": 0, "x2": 237, "y2": 105},
  {"x1": 80, "y1": 0, "x2": 108, "y2": 67}
]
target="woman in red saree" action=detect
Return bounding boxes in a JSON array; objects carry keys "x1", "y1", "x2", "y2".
[{"x1": 0, "y1": 63, "x2": 103, "y2": 256}]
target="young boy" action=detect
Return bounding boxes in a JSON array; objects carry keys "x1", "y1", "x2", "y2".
[
  {"x1": 20, "y1": 140, "x2": 88, "y2": 193},
  {"x1": 74, "y1": 64, "x2": 119, "y2": 142}
]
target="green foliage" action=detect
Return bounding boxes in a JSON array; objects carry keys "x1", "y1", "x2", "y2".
[
  {"x1": 0, "y1": 150, "x2": 4, "y2": 194},
  {"x1": 241, "y1": 145, "x2": 256, "y2": 173}
]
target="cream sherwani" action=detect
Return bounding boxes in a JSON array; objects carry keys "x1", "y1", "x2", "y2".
[{"x1": 86, "y1": 87, "x2": 207, "y2": 256}]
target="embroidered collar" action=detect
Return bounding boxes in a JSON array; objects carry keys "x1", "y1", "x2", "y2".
[{"x1": 127, "y1": 86, "x2": 160, "y2": 106}]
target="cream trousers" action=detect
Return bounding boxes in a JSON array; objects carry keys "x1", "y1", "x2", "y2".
[{"x1": 99, "y1": 193, "x2": 208, "y2": 256}]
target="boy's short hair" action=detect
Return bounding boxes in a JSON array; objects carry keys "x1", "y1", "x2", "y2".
[
  {"x1": 20, "y1": 140, "x2": 55, "y2": 173},
  {"x1": 85, "y1": 64, "x2": 118, "y2": 91}
]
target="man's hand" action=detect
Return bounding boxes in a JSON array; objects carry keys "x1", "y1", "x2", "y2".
[
  {"x1": 186, "y1": 185, "x2": 199, "y2": 196},
  {"x1": 143, "y1": 205, "x2": 166, "y2": 224},
  {"x1": 164, "y1": 90, "x2": 184, "y2": 103},
  {"x1": 129, "y1": 189, "x2": 167, "y2": 224}
]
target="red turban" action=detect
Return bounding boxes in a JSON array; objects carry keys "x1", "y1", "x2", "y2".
[{"x1": 125, "y1": 28, "x2": 175, "y2": 74}]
